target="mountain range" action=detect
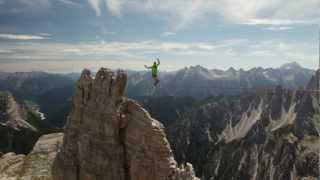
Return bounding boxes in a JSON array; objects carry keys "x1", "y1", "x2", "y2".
[
  {"x1": 0, "y1": 65, "x2": 319, "y2": 180},
  {"x1": 127, "y1": 62, "x2": 315, "y2": 99},
  {"x1": 0, "y1": 71, "x2": 74, "y2": 102},
  {"x1": 0, "y1": 62, "x2": 315, "y2": 128},
  {"x1": 0, "y1": 62, "x2": 314, "y2": 101}
]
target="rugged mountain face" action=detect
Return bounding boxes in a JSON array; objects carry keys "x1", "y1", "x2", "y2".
[
  {"x1": 127, "y1": 63, "x2": 314, "y2": 99},
  {"x1": 52, "y1": 68, "x2": 198, "y2": 180},
  {"x1": 36, "y1": 85, "x2": 75, "y2": 128},
  {"x1": 307, "y1": 69, "x2": 320, "y2": 90},
  {"x1": 0, "y1": 63, "x2": 313, "y2": 129},
  {"x1": 0, "y1": 91, "x2": 47, "y2": 154},
  {"x1": 0, "y1": 71, "x2": 76, "y2": 129},
  {"x1": 0, "y1": 66, "x2": 317, "y2": 180},
  {"x1": 143, "y1": 87, "x2": 319, "y2": 179},
  {"x1": 0, "y1": 71, "x2": 75, "y2": 102}
]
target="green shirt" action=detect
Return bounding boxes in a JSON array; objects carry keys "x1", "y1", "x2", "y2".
[{"x1": 151, "y1": 64, "x2": 158, "y2": 76}]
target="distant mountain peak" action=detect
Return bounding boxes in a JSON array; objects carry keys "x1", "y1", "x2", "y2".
[
  {"x1": 188, "y1": 65, "x2": 206, "y2": 70},
  {"x1": 280, "y1": 62, "x2": 302, "y2": 70},
  {"x1": 226, "y1": 67, "x2": 236, "y2": 72},
  {"x1": 183, "y1": 65, "x2": 209, "y2": 75}
]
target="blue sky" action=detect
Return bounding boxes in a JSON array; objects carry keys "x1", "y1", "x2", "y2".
[{"x1": 0, "y1": 0, "x2": 319, "y2": 73}]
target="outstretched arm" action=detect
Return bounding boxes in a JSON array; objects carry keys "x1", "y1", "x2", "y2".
[
  {"x1": 156, "y1": 58, "x2": 160, "y2": 66},
  {"x1": 144, "y1": 65, "x2": 151, "y2": 69}
]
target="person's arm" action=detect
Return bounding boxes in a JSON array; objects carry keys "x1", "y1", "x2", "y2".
[
  {"x1": 156, "y1": 58, "x2": 160, "y2": 66},
  {"x1": 144, "y1": 65, "x2": 151, "y2": 69}
]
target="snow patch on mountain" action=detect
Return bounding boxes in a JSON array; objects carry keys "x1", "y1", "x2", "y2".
[
  {"x1": 280, "y1": 62, "x2": 303, "y2": 70},
  {"x1": 220, "y1": 102, "x2": 263, "y2": 143},
  {"x1": 263, "y1": 71, "x2": 277, "y2": 82},
  {"x1": 1, "y1": 93, "x2": 36, "y2": 131},
  {"x1": 268, "y1": 103, "x2": 296, "y2": 132}
]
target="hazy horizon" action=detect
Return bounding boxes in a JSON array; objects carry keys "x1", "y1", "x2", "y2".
[{"x1": 0, "y1": 61, "x2": 316, "y2": 74}]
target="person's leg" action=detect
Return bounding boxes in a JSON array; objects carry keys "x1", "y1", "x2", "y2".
[{"x1": 152, "y1": 75, "x2": 159, "y2": 86}]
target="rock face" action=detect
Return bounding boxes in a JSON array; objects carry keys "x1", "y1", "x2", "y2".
[
  {"x1": 0, "y1": 71, "x2": 74, "y2": 101},
  {"x1": 52, "y1": 68, "x2": 198, "y2": 180},
  {"x1": 0, "y1": 91, "x2": 42, "y2": 154},
  {"x1": 0, "y1": 91, "x2": 36, "y2": 131},
  {"x1": 143, "y1": 86, "x2": 320, "y2": 180},
  {"x1": 0, "y1": 133, "x2": 63, "y2": 180},
  {"x1": 307, "y1": 69, "x2": 320, "y2": 90}
]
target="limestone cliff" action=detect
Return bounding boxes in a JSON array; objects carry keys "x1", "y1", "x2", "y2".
[
  {"x1": 52, "y1": 68, "x2": 198, "y2": 180},
  {"x1": 0, "y1": 133, "x2": 63, "y2": 180}
]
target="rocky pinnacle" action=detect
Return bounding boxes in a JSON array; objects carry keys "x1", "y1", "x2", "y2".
[{"x1": 52, "y1": 68, "x2": 198, "y2": 180}]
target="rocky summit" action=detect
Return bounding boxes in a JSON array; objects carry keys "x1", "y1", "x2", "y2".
[
  {"x1": 52, "y1": 68, "x2": 198, "y2": 180},
  {"x1": 0, "y1": 68, "x2": 198, "y2": 180}
]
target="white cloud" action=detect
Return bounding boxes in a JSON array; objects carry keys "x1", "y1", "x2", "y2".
[
  {"x1": 0, "y1": 39, "x2": 312, "y2": 61},
  {"x1": 16, "y1": 0, "x2": 50, "y2": 9},
  {"x1": 105, "y1": 0, "x2": 122, "y2": 16},
  {"x1": 248, "y1": 50, "x2": 275, "y2": 57},
  {"x1": 9, "y1": 0, "x2": 81, "y2": 12},
  {"x1": 0, "y1": 39, "x2": 247, "y2": 61},
  {"x1": 0, "y1": 49, "x2": 11, "y2": 53},
  {"x1": 37, "y1": 33, "x2": 52, "y2": 37},
  {"x1": 56, "y1": 0, "x2": 82, "y2": 6},
  {"x1": 86, "y1": 0, "x2": 124, "y2": 16},
  {"x1": 0, "y1": 38, "x2": 317, "y2": 71},
  {"x1": 242, "y1": 19, "x2": 319, "y2": 26},
  {"x1": 0, "y1": 59, "x2": 148, "y2": 73},
  {"x1": 0, "y1": 33, "x2": 50, "y2": 40},
  {"x1": 160, "y1": 32, "x2": 176, "y2": 37},
  {"x1": 87, "y1": 0, "x2": 320, "y2": 28},
  {"x1": 263, "y1": 26, "x2": 293, "y2": 31},
  {"x1": 247, "y1": 39, "x2": 316, "y2": 66},
  {"x1": 102, "y1": 30, "x2": 116, "y2": 35},
  {"x1": 88, "y1": 0, "x2": 102, "y2": 16}
]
